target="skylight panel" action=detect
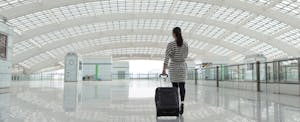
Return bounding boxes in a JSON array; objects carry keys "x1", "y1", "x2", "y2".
[
  {"x1": 188, "y1": 53, "x2": 197, "y2": 59},
  {"x1": 244, "y1": 15, "x2": 290, "y2": 35},
  {"x1": 159, "y1": 36, "x2": 172, "y2": 43},
  {"x1": 210, "y1": 7, "x2": 252, "y2": 24},
  {"x1": 173, "y1": 1, "x2": 212, "y2": 17},
  {"x1": 21, "y1": 53, "x2": 52, "y2": 68},
  {"x1": 250, "y1": 42, "x2": 288, "y2": 60},
  {"x1": 224, "y1": 32, "x2": 259, "y2": 47},
  {"x1": 47, "y1": 35, "x2": 171, "y2": 56},
  {"x1": 0, "y1": 0, "x2": 33, "y2": 11},
  {"x1": 186, "y1": 39, "x2": 208, "y2": 49},
  {"x1": 7, "y1": 0, "x2": 173, "y2": 33},
  {"x1": 85, "y1": 47, "x2": 197, "y2": 59},
  {"x1": 163, "y1": 20, "x2": 196, "y2": 32},
  {"x1": 209, "y1": 46, "x2": 233, "y2": 56},
  {"x1": 231, "y1": 54, "x2": 245, "y2": 62},
  {"x1": 12, "y1": 64, "x2": 26, "y2": 73},
  {"x1": 13, "y1": 41, "x2": 34, "y2": 55},
  {"x1": 18, "y1": 20, "x2": 195, "y2": 53},
  {"x1": 272, "y1": 0, "x2": 300, "y2": 18},
  {"x1": 276, "y1": 29, "x2": 300, "y2": 48},
  {"x1": 239, "y1": 0, "x2": 271, "y2": 6},
  {"x1": 195, "y1": 24, "x2": 227, "y2": 39},
  {"x1": 134, "y1": 0, "x2": 172, "y2": 13},
  {"x1": 18, "y1": 63, "x2": 30, "y2": 69},
  {"x1": 8, "y1": 10, "x2": 54, "y2": 32}
]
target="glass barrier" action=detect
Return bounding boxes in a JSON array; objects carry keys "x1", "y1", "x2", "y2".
[
  {"x1": 197, "y1": 57, "x2": 300, "y2": 85},
  {"x1": 10, "y1": 57, "x2": 299, "y2": 83},
  {"x1": 12, "y1": 73, "x2": 64, "y2": 81},
  {"x1": 278, "y1": 59, "x2": 298, "y2": 83}
]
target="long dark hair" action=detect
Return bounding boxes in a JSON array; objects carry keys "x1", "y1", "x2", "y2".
[{"x1": 173, "y1": 27, "x2": 183, "y2": 47}]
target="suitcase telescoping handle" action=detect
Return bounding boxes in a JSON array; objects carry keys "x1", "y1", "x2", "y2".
[{"x1": 158, "y1": 74, "x2": 169, "y2": 87}]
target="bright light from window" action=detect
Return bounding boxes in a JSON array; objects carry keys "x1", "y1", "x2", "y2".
[{"x1": 129, "y1": 60, "x2": 163, "y2": 74}]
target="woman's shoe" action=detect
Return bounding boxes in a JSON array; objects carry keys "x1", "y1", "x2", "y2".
[{"x1": 179, "y1": 103, "x2": 184, "y2": 115}]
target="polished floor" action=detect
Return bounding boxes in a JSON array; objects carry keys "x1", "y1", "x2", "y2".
[{"x1": 1, "y1": 80, "x2": 300, "y2": 122}]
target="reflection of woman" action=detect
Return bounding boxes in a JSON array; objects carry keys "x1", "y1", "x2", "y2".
[{"x1": 162, "y1": 27, "x2": 189, "y2": 115}]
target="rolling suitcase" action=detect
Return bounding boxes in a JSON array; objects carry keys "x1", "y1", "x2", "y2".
[{"x1": 155, "y1": 74, "x2": 180, "y2": 117}]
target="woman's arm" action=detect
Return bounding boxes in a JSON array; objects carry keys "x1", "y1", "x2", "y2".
[
  {"x1": 184, "y1": 43, "x2": 189, "y2": 59},
  {"x1": 162, "y1": 64, "x2": 167, "y2": 75},
  {"x1": 162, "y1": 43, "x2": 172, "y2": 74}
]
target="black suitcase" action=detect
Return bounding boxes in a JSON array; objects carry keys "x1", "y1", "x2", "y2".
[{"x1": 155, "y1": 87, "x2": 180, "y2": 117}]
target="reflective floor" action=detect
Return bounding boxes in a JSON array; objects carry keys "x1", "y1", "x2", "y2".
[{"x1": 1, "y1": 80, "x2": 300, "y2": 122}]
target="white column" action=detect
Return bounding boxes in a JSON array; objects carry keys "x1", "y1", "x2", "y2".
[{"x1": 0, "y1": 23, "x2": 14, "y2": 92}]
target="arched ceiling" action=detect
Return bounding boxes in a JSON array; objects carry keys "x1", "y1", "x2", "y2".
[{"x1": 0, "y1": 0, "x2": 299, "y2": 73}]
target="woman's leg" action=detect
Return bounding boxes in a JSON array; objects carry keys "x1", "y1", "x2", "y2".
[
  {"x1": 178, "y1": 82, "x2": 185, "y2": 102},
  {"x1": 172, "y1": 82, "x2": 179, "y2": 88},
  {"x1": 172, "y1": 82, "x2": 185, "y2": 101},
  {"x1": 178, "y1": 82, "x2": 185, "y2": 114}
]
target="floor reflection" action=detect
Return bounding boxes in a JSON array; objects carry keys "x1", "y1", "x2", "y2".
[
  {"x1": 197, "y1": 86, "x2": 300, "y2": 122},
  {"x1": 156, "y1": 116, "x2": 184, "y2": 122},
  {"x1": 0, "y1": 92, "x2": 10, "y2": 122},
  {"x1": 63, "y1": 82, "x2": 82, "y2": 112},
  {"x1": 1, "y1": 80, "x2": 300, "y2": 122}
]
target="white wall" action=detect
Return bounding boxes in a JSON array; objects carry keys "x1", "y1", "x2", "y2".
[
  {"x1": 0, "y1": 23, "x2": 13, "y2": 90},
  {"x1": 112, "y1": 61, "x2": 129, "y2": 80},
  {"x1": 83, "y1": 57, "x2": 112, "y2": 81}
]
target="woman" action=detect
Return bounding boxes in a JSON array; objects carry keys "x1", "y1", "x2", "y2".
[{"x1": 162, "y1": 27, "x2": 188, "y2": 115}]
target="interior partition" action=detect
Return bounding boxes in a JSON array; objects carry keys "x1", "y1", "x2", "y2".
[{"x1": 0, "y1": 23, "x2": 14, "y2": 93}]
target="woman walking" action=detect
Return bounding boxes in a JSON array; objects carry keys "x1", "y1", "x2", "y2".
[{"x1": 162, "y1": 27, "x2": 189, "y2": 115}]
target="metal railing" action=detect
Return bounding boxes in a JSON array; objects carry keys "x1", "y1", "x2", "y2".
[
  {"x1": 196, "y1": 57, "x2": 300, "y2": 92},
  {"x1": 10, "y1": 72, "x2": 196, "y2": 81}
]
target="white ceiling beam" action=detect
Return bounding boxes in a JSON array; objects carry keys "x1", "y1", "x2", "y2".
[
  {"x1": 75, "y1": 43, "x2": 203, "y2": 59},
  {"x1": 26, "y1": 43, "x2": 228, "y2": 73},
  {"x1": 46, "y1": 52, "x2": 57, "y2": 59},
  {"x1": 266, "y1": 0, "x2": 283, "y2": 8},
  {"x1": 189, "y1": 3, "x2": 219, "y2": 36},
  {"x1": 29, "y1": 39, "x2": 42, "y2": 48},
  {"x1": 12, "y1": 29, "x2": 252, "y2": 64},
  {"x1": 58, "y1": 61, "x2": 64, "y2": 66},
  {"x1": 272, "y1": 26, "x2": 294, "y2": 38},
  {"x1": 40, "y1": 43, "x2": 211, "y2": 61},
  {"x1": 35, "y1": 65, "x2": 63, "y2": 73},
  {"x1": 1, "y1": 0, "x2": 298, "y2": 29},
  {"x1": 18, "y1": 63, "x2": 31, "y2": 69},
  {"x1": 13, "y1": 13, "x2": 298, "y2": 57},
  {"x1": 160, "y1": 0, "x2": 178, "y2": 34}
]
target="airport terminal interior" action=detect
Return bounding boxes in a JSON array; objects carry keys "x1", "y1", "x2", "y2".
[{"x1": 0, "y1": 0, "x2": 300, "y2": 122}]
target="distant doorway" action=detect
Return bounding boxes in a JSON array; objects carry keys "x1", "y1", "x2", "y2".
[{"x1": 118, "y1": 71, "x2": 126, "y2": 79}]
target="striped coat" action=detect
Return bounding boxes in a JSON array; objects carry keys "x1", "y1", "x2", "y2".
[{"x1": 164, "y1": 41, "x2": 189, "y2": 83}]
